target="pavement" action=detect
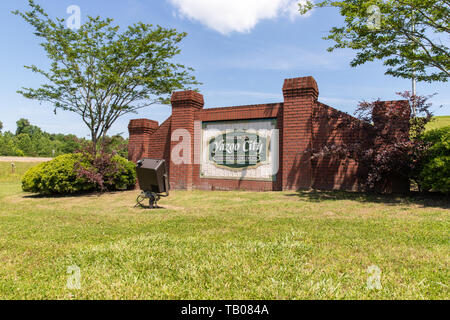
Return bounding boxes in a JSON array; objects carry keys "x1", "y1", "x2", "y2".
[{"x1": 0, "y1": 156, "x2": 53, "y2": 163}]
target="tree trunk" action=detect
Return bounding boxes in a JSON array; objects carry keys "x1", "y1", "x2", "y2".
[{"x1": 91, "y1": 132, "x2": 98, "y2": 157}]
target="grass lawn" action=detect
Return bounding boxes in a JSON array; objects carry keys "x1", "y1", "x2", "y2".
[
  {"x1": 0, "y1": 162, "x2": 448, "y2": 299},
  {"x1": 426, "y1": 116, "x2": 450, "y2": 131}
]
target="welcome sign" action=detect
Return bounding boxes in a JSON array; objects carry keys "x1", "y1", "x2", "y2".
[
  {"x1": 208, "y1": 131, "x2": 268, "y2": 169},
  {"x1": 201, "y1": 119, "x2": 278, "y2": 181}
]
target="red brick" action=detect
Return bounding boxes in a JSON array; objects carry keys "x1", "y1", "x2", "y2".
[{"x1": 128, "y1": 76, "x2": 409, "y2": 192}]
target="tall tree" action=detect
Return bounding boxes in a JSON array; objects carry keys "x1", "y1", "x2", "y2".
[
  {"x1": 14, "y1": 0, "x2": 199, "y2": 154},
  {"x1": 299, "y1": 0, "x2": 449, "y2": 82},
  {"x1": 16, "y1": 118, "x2": 41, "y2": 136}
]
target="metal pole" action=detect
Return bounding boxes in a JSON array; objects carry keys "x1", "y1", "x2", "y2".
[
  {"x1": 412, "y1": 72, "x2": 417, "y2": 116},
  {"x1": 411, "y1": 9, "x2": 417, "y2": 117}
]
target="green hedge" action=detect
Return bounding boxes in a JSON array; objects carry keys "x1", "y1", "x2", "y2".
[
  {"x1": 22, "y1": 153, "x2": 136, "y2": 195},
  {"x1": 419, "y1": 126, "x2": 450, "y2": 194}
]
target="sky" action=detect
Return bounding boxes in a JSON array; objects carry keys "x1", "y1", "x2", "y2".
[{"x1": 1, "y1": 0, "x2": 448, "y2": 138}]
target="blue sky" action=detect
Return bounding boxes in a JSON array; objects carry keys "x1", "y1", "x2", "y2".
[{"x1": 1, "y1": 0, "x2": 448, "y2": 138}]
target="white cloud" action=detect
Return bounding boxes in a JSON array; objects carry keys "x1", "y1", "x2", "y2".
[{"x1": 167, "y1": 0, "x2": 309, "y2": 35}]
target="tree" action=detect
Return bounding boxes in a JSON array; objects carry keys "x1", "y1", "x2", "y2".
[
  {"x1": 16, "y1": 118, "x2": 42, "y2": 136},
  {"x1": 0, "y1": 121, "x2": 3, "y2": 132},
  {"x1": 15, "y1": 133, "x2": 34, "y2": 156},
  {"x1": 0, "y1": 117, "x2": 130, "y2": 158},
  {"x1": 299, "y1": 0, "x2": 449, "y2": 82},
  {"x1": 99, "y1": 134, "x2": 129, "y2": 158},
  {"x1": 0, "y1": 132, "x2": 25, "y2": 157},
  {"x1": 14, "y1": 0, "x2": 199, "y2": 154},
  {"x1": 15, "y1": 118, "x2": 31, "y2": 135}
]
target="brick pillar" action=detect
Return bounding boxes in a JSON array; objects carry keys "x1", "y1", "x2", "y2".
[
  {"x1": 128, "y1": 119, "x2": 159, "y2": 163},
  {"x1": 281, "y1": 76, "x2": 319, "y2": 190},
  {"x1": 169, "y1": 90, "x2": 204, "y2": 190}
]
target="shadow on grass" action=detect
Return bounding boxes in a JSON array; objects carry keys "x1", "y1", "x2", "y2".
[
  {"x1": 134, "y1": 205, "x2": 167, "y2": 210},
  {"x1": 286, "y1": 190, "x2": 450, "y2": 209},
  {"x1": 22, "y1": 190, "x2": 128, "y2": 199}
]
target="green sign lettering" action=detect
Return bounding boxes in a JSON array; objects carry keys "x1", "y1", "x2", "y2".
[{"x1": 208, "y1": 131, "x2": 267, "y2": 169}]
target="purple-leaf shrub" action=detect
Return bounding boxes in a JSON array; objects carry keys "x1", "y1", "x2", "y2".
[{"x1": 311, "y1": 91, "x2": 436, "y2": 192}]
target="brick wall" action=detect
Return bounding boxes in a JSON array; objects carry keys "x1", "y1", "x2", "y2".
[
  {"x1": 147, "y1": 117, "x2": 172, "y2": 176},
  {"x1": 128, "y1": 119, "x2": 159, "y2": 163},
  {"x1": 169, "y1": 91, "x2": 204, "y2": 190},
  {"x1": 311, "y1": 102, "x2": 367, "y2": 190},
  {"x1": 128, "y1": 75, "x2": 410, "y2": 192},
  {"x1": 192, "y1": 103, "x2": 283, "y2": 191},
  {"x1": 281, "y1": 76, "x2": 317, "y2": 190}
]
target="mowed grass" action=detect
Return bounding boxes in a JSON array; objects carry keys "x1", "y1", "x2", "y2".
[
  {"x1": 0, "y1": 162, "x2": 448, "y2": 299},
  {"x1": 0, "y1": 161, "x2": 38, "y2": 183},
  {"x1": 426, "y1": 116, "x2": 450, "y2": 131}
]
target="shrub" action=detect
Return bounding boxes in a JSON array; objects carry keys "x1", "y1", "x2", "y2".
[
  {"x1": 418, "y1": 126, "x2": 450, "y2": 194},
  {"x1": 311, "y1": 92, "x2": 434, "y2": 193},
  {"x1": 107, "y1": 155, "x2": 136, "y2": 189},
  {"x1": 22, "y1": 153, "x2": 136, "y2": 195},
  {"x1": 75, "y1": 153, "x2": 136, "y2": 191},
  {"x1": 22, "y1": 154, "x2": 94, "y2": 195}
]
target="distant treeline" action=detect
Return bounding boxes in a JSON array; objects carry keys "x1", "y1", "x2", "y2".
[{"x1": 0, "y1": 119, "x2": 128, "y2": 158}]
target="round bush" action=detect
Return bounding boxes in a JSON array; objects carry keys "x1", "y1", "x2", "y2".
[
  {"x1": 22, "y1": 153, "x2": 136, "y2": 195},
  {"x1": 420, "y1": 156, "x2": 450, "y2": 194},
  {"x1": 104, "y1": 155, "x2": 137, "y2": 190},
  {"x1": 419, "y1": 126, "x2": 450, "y2": 194},
  {"x1": 22, "y1": 154, "x2": 94, "y2": 195}
]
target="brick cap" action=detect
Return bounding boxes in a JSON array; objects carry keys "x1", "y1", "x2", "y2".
[
  {"x1": 283, "y1": 76, "x2": 319, "y2": 99},
  {"x1": 171, "y1": 90, "x2": 204, "y2": 109},
  {"x1": 128, "y1": 118, "x2": 159, "y2": 130}
]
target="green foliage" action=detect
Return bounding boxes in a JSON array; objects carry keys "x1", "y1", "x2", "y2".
[
  {"x1": 418, "y1": 126, "x2": 450, "y2": 193},
  {"x1": 0, "y1": 118, "x2": 128, "y2": 157},
  {"x1": 22, "y1": 153, "x2": 136, "y2": 195},
  {"x1": 300, "y1": 0, "x2": 449, "y2": 82},
  {"x1": 22, "y1": 154, "x2": 93, "y2": 195},
  {"x1": 0, "y1": 122, "x2": 80, "y2": 157},
  {"x1": 0, "y1": 132, "x2": 25, "y2": 156},
  {"x1": 13, "y1": 0, "x2": 199, "y2": 151},
  {"x1": 99, "y1": 135, "x2": 129, "y2": 158},
  {"x1": 107, "y1": 155, "x2": 137, "y2": 190},
  {"x1": 16, "y1": 118, "x2": 41, "y2": 136}
]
